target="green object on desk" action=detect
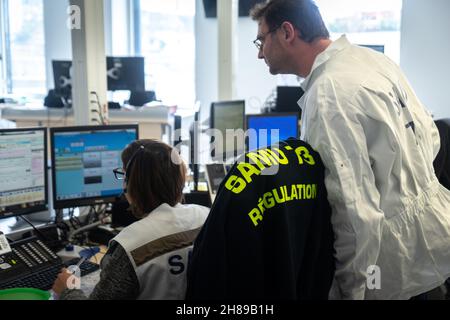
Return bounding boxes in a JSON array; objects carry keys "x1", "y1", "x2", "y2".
[{"x1": 0, "y1": 288, "x2": 51, "y2": 300}]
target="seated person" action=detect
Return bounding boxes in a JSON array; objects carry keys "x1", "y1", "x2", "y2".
[
  {"x1": 52, "y1": 140, "x2": 209, "y2": 299},
  {"x1": 186, "y1": 138, "x2": 335, "y2": 300}
]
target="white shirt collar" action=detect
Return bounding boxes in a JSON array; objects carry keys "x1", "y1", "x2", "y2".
[{"x1": 300, "y1": 35, "x2": 351, "y2": 91}]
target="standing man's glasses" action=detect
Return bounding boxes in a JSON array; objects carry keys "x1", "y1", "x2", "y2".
[{"x1": 253, "y1": 25, "x2": 280, "y2": 50}]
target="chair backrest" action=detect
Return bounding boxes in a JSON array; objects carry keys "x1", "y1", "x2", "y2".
[{"x1": 186, "y1": 139, "x2": 335, "y2": 300}]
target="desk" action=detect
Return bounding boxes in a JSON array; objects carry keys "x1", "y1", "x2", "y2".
[{"x1": 0, "y1": 105, "x2": 173, "y2": 141}]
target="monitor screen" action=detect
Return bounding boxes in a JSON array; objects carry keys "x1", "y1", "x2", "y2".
[
  {"x1": 205, "y1": 164, "x2": 226, "y2": 202},
  {"x1": 203, "y1": 0, "x2": 265, "y2": 18},
  {"x1": 276, "y1": 86, "x2": 304, "y2": 115},
  {"x1": 52, "y1": 57, "x2": 145, "y2": 95},
  {"x1": 210, "y1": 100, "x2": 245, "y2": 161},
  {"x1": 107, "y1": 57, "x2": 145, "y2": 92},
  {"x1": 52, "y1": 60, "x2": 73, "y2": 97},
  {"x1": 246, "y1": 113, "x2": 299, "y2": 151},
  {"x1": 50, "y1": 125, "x2": 139, "y2": 209},
  {"x1": 0, "y1": 128, "x2": 48, "y2": 219},
  {"x1": 359, "y1": 44, "x2": 385, "y2": 53}
]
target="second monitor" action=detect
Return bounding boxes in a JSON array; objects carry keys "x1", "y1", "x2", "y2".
[
  {"x1": 107, "y1": 57, "x2": 145, "y2": 92},
  {"x1": 52, "y1": 57, "x2": 145, "y2": 94},
  {"x1": 50, "y1": 125, "x2": 139, "y2": 209},
  {"x1": 276, "y1": 86, "x2": 304, "y2": 115},
  {"x1": 246, "y1": 113, "x2": 299, "y2": 151},
  {"x1": 210, "y1": 100, "x2": 246, "y2": 161}
]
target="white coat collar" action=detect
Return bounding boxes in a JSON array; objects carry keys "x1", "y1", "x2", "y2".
[{"x1": 300, "y1": 35, "x2": 351, "y2": 92}]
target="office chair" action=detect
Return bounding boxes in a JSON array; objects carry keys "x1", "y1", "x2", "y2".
[{"x1": 186, "y1": 139, "x2": 335, "y2": 300}]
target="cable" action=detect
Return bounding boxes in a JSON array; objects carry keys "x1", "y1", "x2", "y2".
[
  {"x1": 19, "y1": 215, "x2": 50, "y2": 242},
  {"x1": 68, "y1": 221, "x2": 103, "y2": 244},
  {"x1": 90, "y1": 91, "x2": 107, "y2": 125}
]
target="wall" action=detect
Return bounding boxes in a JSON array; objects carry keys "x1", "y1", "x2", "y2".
[
  {"x1": 43, "y1": 0, "x2": 122, "y2": 92},
  {"x1": 400, "y1": 0, "x2": 450, "y2": 120},
  {"x1": 195, "y1": 0, "x2": 278, "y2": 121},
  {"x1": 197, "y1": 0, "x2": 450, "y2": 121},
  {"x1": 43, "y1": 0, "x2": 72, "y2": 91}
]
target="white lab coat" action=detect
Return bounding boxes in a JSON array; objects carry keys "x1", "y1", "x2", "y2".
[{"x1": 299, "y1": 35, "x2": 450, "y2": 299}]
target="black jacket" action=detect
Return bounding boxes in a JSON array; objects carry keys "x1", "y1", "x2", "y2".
[{"x1": 186, "y1": 139, "x2": 335, "y2": 300}]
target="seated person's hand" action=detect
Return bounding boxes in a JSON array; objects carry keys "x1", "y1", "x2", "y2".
[{"x1": 52, "y1": 268, "x2": 78, "y2": 295}]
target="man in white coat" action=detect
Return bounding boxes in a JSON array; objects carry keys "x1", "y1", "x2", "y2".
[{"x1": 251, "y1": 0, "x2": 450, "y2": 299}]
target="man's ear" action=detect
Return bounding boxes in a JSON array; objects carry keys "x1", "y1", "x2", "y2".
[{"x1": 281, "y1": 21, "x2": 296, "y2": 42}]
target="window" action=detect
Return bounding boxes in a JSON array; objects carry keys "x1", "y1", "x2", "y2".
[
  {"x1": 137, "y1": 0, "x2": 196, "y2": 110},
  {"x1": 0, "y1": 0, "x2": 46, "y2": 96},
  {"x1": 317, "y1": 0, "x2": 403, "y2": 63}
]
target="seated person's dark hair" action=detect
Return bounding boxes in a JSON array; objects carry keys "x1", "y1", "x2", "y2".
[{"x1": 122, "y1": 139, "x2": 186, "y2": 218}]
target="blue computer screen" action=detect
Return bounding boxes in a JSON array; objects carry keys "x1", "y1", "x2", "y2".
[
  {"x1": 53, "y1": 128, "x2": 137, "y2": 202},
  {"x1": 247, "y1": 114, "x2": 298, "y2": 150}
]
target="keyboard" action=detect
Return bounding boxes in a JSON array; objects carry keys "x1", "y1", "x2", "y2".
[
  {"x1": 0, "y1": 236, "x2": 101, "y2": 293},
  {"x1": 0, "y1": 258, "x2": 100, "y2": 291},
  {"x1": 63, "y1": 258, "x2": 100, "y2": 276},
  {"x1": 0, "y1": 263, "x2": 63, "y2": 291}
]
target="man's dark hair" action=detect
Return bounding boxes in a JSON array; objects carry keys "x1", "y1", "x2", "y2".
[
  {"x1": 250, "y1": 0, "x2": 329, "y2": 43},
  {"x1": 122, "y1": 139, "x2": 186, "y2": 218}
]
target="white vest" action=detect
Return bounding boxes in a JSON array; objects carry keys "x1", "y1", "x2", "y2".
[{"x1": 112, "y1": 203, "x2": 209, "y2": 300}]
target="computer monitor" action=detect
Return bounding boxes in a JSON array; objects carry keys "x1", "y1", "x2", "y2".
[
  {"x1": 107, "y1": 57, "x2": 145, "y2": 92},
  {"x1": 52, "y1": 60, "x2": 73, "y2": 98},
  {"x1": 210, "y1": 100, "x2": 245, "y2": 161},
  {"x1": 50, "y1": 125, "x2": 139, "y2": 209},
  {"x1": 246, "y1": 113, "x2": 299, "y2": 151},
  {"x1": 52, "y1": 57, "x2": 145, "y2": 94},
  {"x1": 203, "y1": 0, "x2": 265, "y2": 18},
  {"x1": 359, "y1": 44, "x2": 385, "y2": 53},
  {"x1": 275, "y1": 86, "x2": 304, "y2": 115},
  {"x1": 205, "y1": 164, "x2": 227, "y2": 203},
  {"x1": 0, "y1": 128, "x2": 48, "y2": 219}
]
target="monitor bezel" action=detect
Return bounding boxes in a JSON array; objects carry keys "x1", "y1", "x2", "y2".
[
  {"x1": 0, "y1": 127, "x2": 48, "y2": 220},
  {"x1": 50, "y1": 124, "x2": 139, "y2": 209},
  {"x1": 245, "y1": 112, "x2": 300, "y2": 151},
  {"x1": 210, "y1": 100, "x2": 246, "y2": 161}
]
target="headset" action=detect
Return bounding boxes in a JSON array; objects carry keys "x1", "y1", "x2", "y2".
[{"x1": 121, "y1": 145, "x2": 146, "y2": 195}]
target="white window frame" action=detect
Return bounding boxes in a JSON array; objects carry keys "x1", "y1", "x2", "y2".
[{"x1": 0, "y1": 0, "x2": 12, "y2": 94}]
